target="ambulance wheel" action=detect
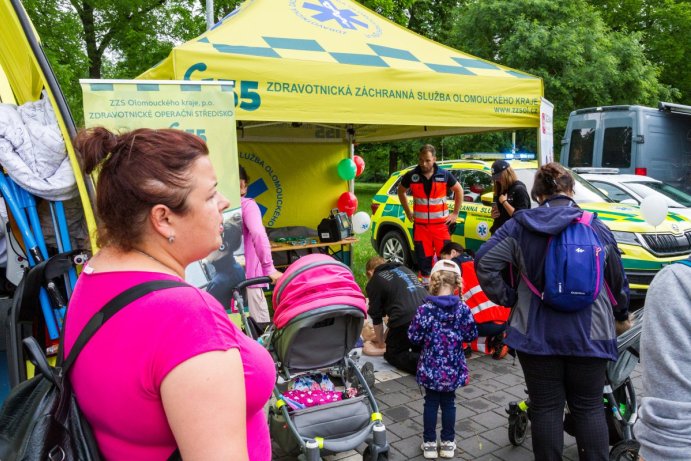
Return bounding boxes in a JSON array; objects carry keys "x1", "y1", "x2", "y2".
[
  {"x1": 609, "y1": 440, "x2": 640, "y2": 461},
  {"x1": 508, "y1": 411, "x2": 529, "y2": 446},
  {"x1": 379, "y1": 230, "x2": 411, "y2": 267},
  {"x1": 362, "y1": 446, "x2": 389, "y2": 461}
]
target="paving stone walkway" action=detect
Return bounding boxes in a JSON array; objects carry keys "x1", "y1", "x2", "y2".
[{"x1": 273, "y1": 351, "x2": 643, "y2": 461}]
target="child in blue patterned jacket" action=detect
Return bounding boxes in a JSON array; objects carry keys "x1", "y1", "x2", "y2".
[{"x1": 409, "y1": 259, "x2": 478, "y2": 459}]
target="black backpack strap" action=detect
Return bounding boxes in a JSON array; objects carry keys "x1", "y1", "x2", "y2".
[{"x1": 62, "y1": 280, "x2": 189, "y2": 373}]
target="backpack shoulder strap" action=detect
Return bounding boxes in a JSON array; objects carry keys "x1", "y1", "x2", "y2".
[{"x1": 62, "y1": 280, "x2": 189, "y2": 372}]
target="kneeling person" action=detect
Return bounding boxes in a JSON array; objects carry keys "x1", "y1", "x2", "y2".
[{"x1": 365, "y1": 256, "x2": 427, "y2": 375}]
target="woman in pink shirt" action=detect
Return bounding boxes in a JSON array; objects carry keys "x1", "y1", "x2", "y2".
[
  {"x1": 239, "y1": 166, "x2": 282, "y2": 326},
  {"x1": 64, "y1": 127, "x2": 275, "y2": 461}
]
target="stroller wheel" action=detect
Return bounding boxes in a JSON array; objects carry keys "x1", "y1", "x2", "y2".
[
  {"x1": 362, "y1": 446, "x2": 389, "y2": 461},
  {"x1": 508, "y1": 411, "x2": 529, "y2": 446},
  {"x1": 609, "y1": 440, "x2": 640, "y2": 461}
]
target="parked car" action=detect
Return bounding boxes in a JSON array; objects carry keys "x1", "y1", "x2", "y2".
[
  {"x1": 370, "y1": 159, "x2": 691, "y2": 299},
  {"x1": 578, "y1": 170, "x2": 691, "y2": 220}
]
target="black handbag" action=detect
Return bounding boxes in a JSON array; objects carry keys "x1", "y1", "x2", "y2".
[{"x1": 0, "y1": 279, "x2": 188, "y2": 461}]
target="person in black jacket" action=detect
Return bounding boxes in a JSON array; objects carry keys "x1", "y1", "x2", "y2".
[
  {"x1": 489, "y1": 160, "x2": 531, "y2": 234},
  {"x1": 365, "y1": 256, "x2": 428, "y2": 374}
]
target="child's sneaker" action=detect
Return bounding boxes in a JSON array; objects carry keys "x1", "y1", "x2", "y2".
[
  {"x1": 421, "y1": 441, "x2": 438, "y2": 459},
  {"x1": 439, "y1": 440, "x2": 456, "y2": 458}
]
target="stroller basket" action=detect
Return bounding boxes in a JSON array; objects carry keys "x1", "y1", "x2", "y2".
[{"x1": 270, "y1": 395, "x2": 372, "y2": 456}]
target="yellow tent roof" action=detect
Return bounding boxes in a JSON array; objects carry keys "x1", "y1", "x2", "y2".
[{"x1": 140, "y1": 0, "x2": 543, "y2": 141}]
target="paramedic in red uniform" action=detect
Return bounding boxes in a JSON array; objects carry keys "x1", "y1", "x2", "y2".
[{"x1": 398, "y1": 144, "x2": 463, "y2": 284}]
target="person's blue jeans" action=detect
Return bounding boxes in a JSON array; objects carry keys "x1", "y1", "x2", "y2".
[{"x1": 423, "y1": 388, "x2": 456, "y2": 442}]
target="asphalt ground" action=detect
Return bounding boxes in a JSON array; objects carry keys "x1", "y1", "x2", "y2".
[{"x1": 273, "y1": 350, "x2": 643, "y2": 461}]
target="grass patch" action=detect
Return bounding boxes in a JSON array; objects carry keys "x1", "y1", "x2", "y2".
[{"x1": 352, "y1": 182, "x2": 382, "y2": 291}]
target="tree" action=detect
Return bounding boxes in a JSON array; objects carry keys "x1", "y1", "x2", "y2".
[
  {"x1": 358, "y1": 0, "x2": 415, "y2": 26},
  {"x1": 24, "y1": 0, "x2": 243, "y2": 124},
  {"x1": 407, "y1": 0, "x2": 463, "y2": 43},
  {"x1": 588, "y1": 0, "x2": 690, "y2": 104},
  {"x1": 448, "y1": 0, "x2": 675, "y2": 152}
]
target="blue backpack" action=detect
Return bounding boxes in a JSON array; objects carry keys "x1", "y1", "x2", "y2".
[{"x1": 522, "y1": 211, "x2": 605, "y2": 312}]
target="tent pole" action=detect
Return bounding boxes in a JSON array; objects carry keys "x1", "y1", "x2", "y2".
[
  {"x1": 347, "y1": 125, "x2": 355, "y2": 194},
  {"x1": 536, "y1": 126, "x2": 542, "y2": 166},
  {"x1": 206, "y1": 0, "x2": 214, "y2": 29}
]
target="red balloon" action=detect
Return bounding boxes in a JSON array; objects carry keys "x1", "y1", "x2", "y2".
[
  {"x1": 353, "y1": 155, "x2": 366, "y2": 176},
  {"x1": 337, "y1": 192, "x2": 358, "y2": 216}
]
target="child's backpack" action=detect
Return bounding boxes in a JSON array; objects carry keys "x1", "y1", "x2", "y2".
[{"x1": 522, "y1": 211, "x2": 605, "y2": 312}]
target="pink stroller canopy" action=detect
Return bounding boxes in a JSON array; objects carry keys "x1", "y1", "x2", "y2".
[{"x1": 272, "y1": 254, "x2": 366, "y2": 329}]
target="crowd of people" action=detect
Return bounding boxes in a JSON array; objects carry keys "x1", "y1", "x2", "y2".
[{"x1": 56, "y1": 131, "x2": 683, "y2": 461}]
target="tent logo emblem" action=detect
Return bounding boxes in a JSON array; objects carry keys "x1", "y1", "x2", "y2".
[
  {"x1": 303, "y1": 0, "x2": 368, "y2": 30},
  {"x1": 291, "y1": 0, "x2": 381, "y2": 37}
]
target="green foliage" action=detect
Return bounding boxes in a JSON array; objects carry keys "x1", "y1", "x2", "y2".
[
  {"x1": 449, "y1": 0, "x2": 675, "y2": 146},
  {"x1": 407, "y1": 0, "x2": 463, "y2": 43},
  {"x1": 352, "y1": 182, "x2": 381, "y2": 291},
  {"x1": 23, "y1": 0, "x2": 244, "y2": 126},
  {"x1": 589, "y1": 0, "x2": 690, "y2": 104},
  {"x1": 24, "y1": 0, "x2": 88, "y2": 123},
  {"x1": 358, "y1": 0, "x2": 416, "y2": 25}
]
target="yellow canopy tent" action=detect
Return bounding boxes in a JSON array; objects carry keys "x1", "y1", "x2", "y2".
[{"x1": 139, "y1": 0, "x2": 543, "y2": 142}]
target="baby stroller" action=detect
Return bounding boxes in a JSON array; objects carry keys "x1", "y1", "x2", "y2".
[
  {"x1": 506, "y1": 307, "x2": 644, "y2": 461},
  {"x1": 233, "y1": 254, "x2": 389, "y2": 461}
]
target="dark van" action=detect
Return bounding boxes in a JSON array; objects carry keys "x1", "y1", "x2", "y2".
[{"x1": 560, "y1": 102, "x2": 691, "y2": 191}]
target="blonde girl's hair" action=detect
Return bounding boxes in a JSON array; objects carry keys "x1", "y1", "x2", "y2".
[
  {"x1": 493, "y1": 166, "x2": 518, "y2": 195},
  {"x1": 429, "y1": 270, "x2": 462, "y2": 296}
]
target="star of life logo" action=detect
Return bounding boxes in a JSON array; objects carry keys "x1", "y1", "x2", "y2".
[
  {"x1": 476, "y1": 222, "x2": 489, "y2": 239},
  {"x1": 290, "y1": 0, "x2": 381, "y2": 37}
]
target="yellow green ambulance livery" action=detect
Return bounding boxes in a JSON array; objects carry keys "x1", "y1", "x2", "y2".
[{"x1": 370, "y1": 158, "x2": 691, "y2": 299}]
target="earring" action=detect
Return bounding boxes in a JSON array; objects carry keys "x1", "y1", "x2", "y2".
[{"x1": 168, "y1": 235, "x2": 175, "y2": 244}]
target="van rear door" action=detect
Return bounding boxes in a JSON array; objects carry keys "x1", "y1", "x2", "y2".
[
  {"x1": 562, "y1": 112, "x2": 598, "y2": 168},
  {"x1": 600, "y1": 111, "x2": 635, "y2": 173}
]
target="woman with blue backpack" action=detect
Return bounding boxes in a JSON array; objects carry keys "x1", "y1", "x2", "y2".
[{"x1": 475, "y1": 162, "x2": 631, "y2": 461}]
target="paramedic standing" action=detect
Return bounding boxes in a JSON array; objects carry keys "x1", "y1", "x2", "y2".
[
  {"x1": 398, "y1": 144, "x2": 463, "y2": 284},
  {"x1": 66, "y1": 127, "x2": 275, "y2": 461},
  {"x1": 475, "y1": 163, "x2": 630, "y2": 461}
]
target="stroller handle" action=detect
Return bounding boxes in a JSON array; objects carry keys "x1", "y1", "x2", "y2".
[{"x1": 232, "y1": 276, "x2": 273, "y2": 292}]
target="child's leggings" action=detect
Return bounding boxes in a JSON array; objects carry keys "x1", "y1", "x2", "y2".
[{"x1": 423, "y1": 388, "x2": 456, "y2": 442}]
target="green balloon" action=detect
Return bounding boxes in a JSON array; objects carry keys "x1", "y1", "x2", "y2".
[{"x1": 337, "y1": 158, "x2": 357, "y2": 180}]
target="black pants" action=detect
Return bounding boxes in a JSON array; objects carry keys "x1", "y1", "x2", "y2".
[
  {"x1": 517, "y1": 352, "x2": 609, "y2": 461},
  {"x1": 476, "y1": 322, "x2": 506, "y2": 338},
  {"x1": 384, "y1": 324, "x2": 421, "y2": 375}
]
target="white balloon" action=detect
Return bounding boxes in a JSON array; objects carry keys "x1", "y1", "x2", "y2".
[
  {"x1": 640, "y1": 194, "x2": 668, "y2": 227},
  {"x1": 351, "y1": 211, "x2": 371, "y2": 234}
]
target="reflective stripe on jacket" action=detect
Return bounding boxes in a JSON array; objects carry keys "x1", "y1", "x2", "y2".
[
  {"x1": 410, "y1": 174, "x2": 449, "y2": 224},
  {"x1": 461, "y1": 261, "x2": 509, "y2": 324}
]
